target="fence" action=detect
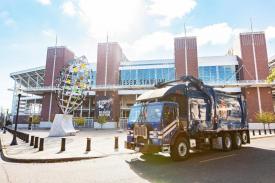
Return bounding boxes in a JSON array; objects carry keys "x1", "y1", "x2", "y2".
[
  {"x1": 73, "y1": 117, "x2": 94, "y2": 128},
  {"x1": 119, "y1": 118, "x2": 128, "y2": 130},
  {"x1": 4, "y1": 127, "x2": 29, "y2": 143}
]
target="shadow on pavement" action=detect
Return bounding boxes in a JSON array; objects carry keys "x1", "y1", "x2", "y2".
[{"x1": 127, "y1": 147, "x2": 275, "y2": 183}]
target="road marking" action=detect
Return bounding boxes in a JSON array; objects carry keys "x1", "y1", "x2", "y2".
[{"x1": 199, "y1": 154, "x2": 236, "y2": 163}]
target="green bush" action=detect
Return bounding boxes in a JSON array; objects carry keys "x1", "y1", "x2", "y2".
[
  {"x1": 97, "y1": 116, "x2": 108, "y2": 129},
  {"x1": 74, "y1": 117, "x2": 85, "y2": 126},
  {"x1": 32, "y1": 115, "x2": 41, "y2": 124},
  {"x1": 255, "y1": 112, "x2": 275, "y2": 129}
]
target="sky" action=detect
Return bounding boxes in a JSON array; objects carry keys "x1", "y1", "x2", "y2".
[{"x1": 1, "y1": 0, "x2": 275, "y2": 110}]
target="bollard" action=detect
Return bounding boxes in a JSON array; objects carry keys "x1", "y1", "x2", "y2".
[
  {"x1": 252, "y1": 130, "x2": 255, "y2": 136},
  {"x1": 259, "y1": 130, "x2": 261, "y2": 135},
  {"x1": 61, "y1": 138, "x2": 66, "y2": 152},
  {"x1": 264, "y1": 129, "x2": 267, "y2": 135},
  {"x1": 269, "y1": 129, "x2": 272, "y2": 134},
  {"x1": 114, "y1": 136, "x2": 119, "y2": 149},
  {"x1": 274, "y1": 129, "x2": 275, "y2": 134},
  {"x1": 26, "y1": 134, "x2": 29, "y2": 143},
  {"x1": 34, "y1": 137, "x2": 39, "y2": 148},
  {"x1": 30, "y1": 136, "x2": 34, "y2": 146},
  {"x1": 23, "y1": 134, "x2": 27, "y2": 142},
  {"x1": 39, "y1": 138, "x2": 44, "y2": 151},
  {"x1": 86, "y1": 138, "x2": 91, "y2": 152}
]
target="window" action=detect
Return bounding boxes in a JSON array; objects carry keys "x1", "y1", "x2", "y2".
[{"x1": 163, "y1": 105, "x2": 176, "y2": 126}]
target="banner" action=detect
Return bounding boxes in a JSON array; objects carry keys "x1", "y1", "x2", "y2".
[{"x1": 95, "y1": 96, "x2": 113, "y2": 120}]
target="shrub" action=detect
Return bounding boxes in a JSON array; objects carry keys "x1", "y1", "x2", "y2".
[
  {"x1": 32, "y1": 115, "x2": 41, "y2": 124},
  {"x1": 97, "y1": 116, "x2": 108, "y2": 129},
  {"x1": 74, "y1": 117, "x2": 85, "y2": 126},
  {"x1": 255, "y1": 112, "x2": 275, "y2": 129}
]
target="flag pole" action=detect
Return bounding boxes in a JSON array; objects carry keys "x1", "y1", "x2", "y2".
[{"x1": 48, "y1": 35, "x2": 58, "y2": 121}]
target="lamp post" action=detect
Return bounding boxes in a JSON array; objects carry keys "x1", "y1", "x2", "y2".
[
  {"x1": 3, "y1": 109, "x2": 8, "y2": 134},
  {"x1": 10, "y1": 93, "x2": 21, "y2": 146}
]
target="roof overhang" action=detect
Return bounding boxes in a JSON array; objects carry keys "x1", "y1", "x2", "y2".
[{"x1": 137, "y1": 86, "x2": 172, "y2": 101}]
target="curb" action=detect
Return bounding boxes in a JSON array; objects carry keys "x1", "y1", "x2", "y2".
[
  {"x1": 0, "y1": 137, "x2": 107, "y2": 163},
  {"x1": 250, "y1": 135, "x2": 275, "y2": 140}
]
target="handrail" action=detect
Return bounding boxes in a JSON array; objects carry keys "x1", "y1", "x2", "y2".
[{"x1": 22, "y1": 80, "x2": 275, "y2": 93}]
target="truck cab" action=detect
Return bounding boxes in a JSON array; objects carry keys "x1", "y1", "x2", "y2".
[{"x1": 126, "y1": 101, "x2": 185, "y2": 156}]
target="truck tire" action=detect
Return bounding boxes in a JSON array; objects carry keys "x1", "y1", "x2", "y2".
[
  {"x1": 241, "y1": 131, "x2": 248, "y2": 144},
  {"x1": 232, "y1": 132, "x2": 242, "y2": 149},
  {"x1": 170, "y1": 137, "x2": 190, "y2": 161},
  {"x1": 222, "y1": 133, "x2": 232, "y2": 151}
]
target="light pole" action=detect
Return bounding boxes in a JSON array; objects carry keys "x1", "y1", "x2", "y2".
[
  {"x1": 10, "y1": 93, "x2": 21, "y2": 146},
  {"x1": 3, "y1": 109, "x2": 8, "y2": 134}
]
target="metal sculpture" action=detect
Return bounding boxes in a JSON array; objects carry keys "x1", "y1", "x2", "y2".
[{"x1": 49, "y1": 56, "x2": 92, "y2": 137}]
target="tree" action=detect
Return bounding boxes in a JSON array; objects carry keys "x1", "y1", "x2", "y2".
[
  {"x1": 74, "y1": 117, "x2": 85, "y2": 127},
  {"x1": 267, "y1": 68, "x2": 275, "y2": 83},
  {"x1": 97, "y1": 116, "x2": 108, "y2": 129},
  {"x1": 255, "y1": 112, "x2": 275, "y2": 130}
]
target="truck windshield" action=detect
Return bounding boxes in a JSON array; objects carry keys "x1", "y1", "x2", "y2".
[{"x1": 128, "y1": 104, "x2": 163, "y2": 124}]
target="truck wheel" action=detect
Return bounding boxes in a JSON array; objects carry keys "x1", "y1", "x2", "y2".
[
  {"x1": 170, "y1": 137, "x2": 190, "y2": 161},
  {"x1": 222, "y1": 133, "x2": 232, "y2": 151},
  {"x1": 232, "y1": 132, "x2": 242, "y2": 149},
  {"x1": 241, "y1": 131, "x2": 248, "y2": 144}
]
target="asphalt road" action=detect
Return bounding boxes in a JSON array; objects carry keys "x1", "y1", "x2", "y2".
[{"x1": 1, "y1": 136, "x2": 275, "y2": 183}]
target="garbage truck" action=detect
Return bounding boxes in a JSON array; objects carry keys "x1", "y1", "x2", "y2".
[{"x1": 125, "y1": 75, "x2": 250, "y2": 161}]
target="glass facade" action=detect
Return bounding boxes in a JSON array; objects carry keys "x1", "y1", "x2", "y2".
[
  {"x1": 119, "y1": 68, "x2": 175, "y2": 85},
  {"x1": 87, "y1": 60, "x2": 237, "y2": 86},
  {"x1": 198, "y1": 65, "x2": 237, "y2": 83},
  {"x1": 118, "y1": 65, "x2": 236, "y2": 86}
]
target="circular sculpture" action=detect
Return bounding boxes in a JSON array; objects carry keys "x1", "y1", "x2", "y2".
[
  {"x1": 56, "y1": 55, "x2": 92, "y2": 114},
  {"x1": 49, "y1": 56, "x2": 92, "y2": 137}
]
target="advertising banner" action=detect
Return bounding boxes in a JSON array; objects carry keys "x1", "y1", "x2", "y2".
[{"x1": 95, "y1": 96, "x2": 113, "y2": 120}]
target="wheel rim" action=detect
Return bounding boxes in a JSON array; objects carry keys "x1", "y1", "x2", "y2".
[
  {"x1": 178, "y1": 142, "x2": 187, "y2": 157},
  {"x1": 242, "y1": 133, "x2": 247, "y2": 143},
  {"x1": 236, "y1": 135, "x2": 241, "y2": 146},
  {"x1": 225, "y1": 136, "x2": 231, "y2": 149}
]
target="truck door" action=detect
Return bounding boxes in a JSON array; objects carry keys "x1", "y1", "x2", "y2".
[
  {"x1": 163, "y1": 104, "x2": 177, "y2": 128},
  {"x1": 162, "y1": 104, "x2": 178, "y2": 144}
]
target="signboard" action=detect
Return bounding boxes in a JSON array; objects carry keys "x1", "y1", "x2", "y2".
[
  {"x1": 96, "y1": 96, "x2": 113, "y2": 120},
  {"x1": 119, "y1": 78, "x2": 166, "y2": 85}
]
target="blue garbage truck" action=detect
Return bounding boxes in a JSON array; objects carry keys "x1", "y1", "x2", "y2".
[{"x1": 125, "y1": 76, "x2": 250, "y2": 161}]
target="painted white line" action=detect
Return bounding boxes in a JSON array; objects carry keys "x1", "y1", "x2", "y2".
[{"x1": 199, "y1": 154, "x2": 236, "y2": 163}]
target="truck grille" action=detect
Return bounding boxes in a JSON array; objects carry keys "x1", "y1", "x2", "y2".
[{"x1": 134, "y1": 125, "x2": 147, "y2": 139}]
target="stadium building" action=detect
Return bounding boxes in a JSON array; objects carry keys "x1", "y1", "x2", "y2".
[{"x1": 9, "y1": 31, "x2": 275, "y2": 128}]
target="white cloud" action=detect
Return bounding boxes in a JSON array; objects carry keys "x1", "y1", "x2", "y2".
[
  {"x1": 122, "y1": 23, "x2": 236, "y2": 60},
  {"x1": 62, "y1": 1, "x2": 76, "y2": 16},
  {"x1": 147, "y1": 0, "x2": 196, "y2": 26},
  {"x1": 121, "y1": 31, "x2": 174, "y2": 59},
  {"x1": 0, "y1": 11, "x2": 16, "y2": 27},
  {"x1": 42, "y1": 29, "x2": 56, "y2": 38},
  {"x1": 37, "y1": 0, "x2": 51, "y2": 6},
  {"x1": 265, "y1": 26, "x2": 275, "y2": 40},
  {"x1": 78, "y1": 0, "x2": 145, "y2": 41},
  {"x1": 188, "y1": 23, "x2": 233, "y2": 46}
]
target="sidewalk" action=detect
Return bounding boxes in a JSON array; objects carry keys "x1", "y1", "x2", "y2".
[
  {"x1": 1, "y1": 128, "x2": 274, "y2": 163},
  {"x1": 0, "y1": 128, "x2": 134, "y2": 163}
]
